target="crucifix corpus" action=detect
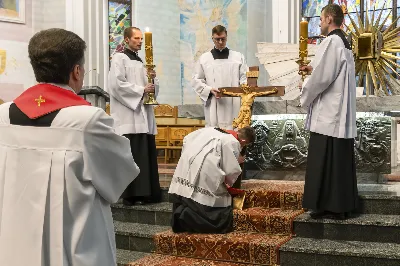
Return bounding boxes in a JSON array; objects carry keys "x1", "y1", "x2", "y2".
[{"x1": 218, "y1": 66, "x2": 285, "y2": 129}]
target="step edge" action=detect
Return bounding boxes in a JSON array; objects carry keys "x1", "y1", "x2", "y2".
[
  {"x1": 280, "y1": 238, "x2": 400, "y2": 260},
  {"x1": 294, "y1": 213, "x2": 400, "y2": 227},
  {"x1": 114, "y1": 221, "x2": 170, "y2": 238}
]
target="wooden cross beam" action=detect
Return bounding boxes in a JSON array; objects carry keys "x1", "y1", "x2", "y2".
[{"x1": 217, "y1": 66, "x2": 285, "y2": 129}]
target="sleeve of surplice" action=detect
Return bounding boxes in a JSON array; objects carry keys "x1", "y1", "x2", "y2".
[
  {"x1": 108, "y1": 54, "x2": 145, "y2": 110},
  {"x1": 220, "y1": 140, "x2": 242, "y2": 186},
  {"x1": 83, "y1": 109, "x2": 140, "y2": 203},
  {"x1": 191, "y1": 59, "x2": 213, "y2": 103},
  {"x1": 300, "y1": 38, "x2": 345, "y2": 107}
]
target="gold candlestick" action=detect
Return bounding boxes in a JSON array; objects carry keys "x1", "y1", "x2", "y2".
[
  {"x1": 297, "y1": 18, "x2": 311, "y2": 81},
  {"x1": 144, "y1": 27, "x2": 158, "y2": 105}
]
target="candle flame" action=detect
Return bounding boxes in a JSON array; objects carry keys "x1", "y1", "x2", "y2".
[
  {"x1": 302, "y1": 17, "x2": 306, "y2": 22},
  {"x1": 145, "y1": 27, "x2": 150, "y2": 32}
]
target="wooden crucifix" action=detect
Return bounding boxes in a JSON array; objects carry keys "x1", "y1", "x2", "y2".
[{"x1": 218, "y1": 66, "x2": 285, "y2": 129}]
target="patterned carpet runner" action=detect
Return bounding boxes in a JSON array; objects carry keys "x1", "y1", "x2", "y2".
[{"x1": 129, "y1": 180, "x2": 305, "y2": 266}]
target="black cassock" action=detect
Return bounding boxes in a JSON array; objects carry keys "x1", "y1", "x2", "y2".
[
  {"x1": 121, "y1": 134, "x2": 161, "y2": 203},
  {"x1": 170, "y1": 194, "x2": 233, "y2": 234},
  {"x1": 302, "y1": 132, "x2": 358, "y2": 213}
]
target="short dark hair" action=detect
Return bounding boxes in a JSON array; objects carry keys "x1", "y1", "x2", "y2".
[
  {"x1": 238, "y1": 126, "x2": 256, "y2": 144},
  {"x1": 212, "y1": 25, "x2": 227, "y2": 35},
  {"x1": 28, "y1": 28, "x2": 86, "y2": 84},
  {"x1": 124, "y1": 27, "x2": 141, "y2": 39},
  {"x1": 322, "y1": 4, "x2": 344, "y2": 27}
]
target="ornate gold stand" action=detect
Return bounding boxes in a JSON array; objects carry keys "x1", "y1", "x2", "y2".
[
  {"x1": 144, "y1": 64, "x2": 159, "y2": 105},
  {"x1": 296, "y1": 58, "x2": 311, "y2": 82}
]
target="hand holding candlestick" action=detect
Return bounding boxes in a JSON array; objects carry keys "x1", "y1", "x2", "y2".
[{"x1": 144, "y1": 27, "x2": 159, "y2": 105}]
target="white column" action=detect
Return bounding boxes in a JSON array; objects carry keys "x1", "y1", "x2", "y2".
[
  {"x1": 65, "y1": 0, "x2": 108, "y2": 90},
  {"x1": 272, "y1": 0, "x2": 300, "y2": 44}
]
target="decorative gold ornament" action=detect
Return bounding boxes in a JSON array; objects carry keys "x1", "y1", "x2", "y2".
[
  {"x1": 144, "y1": 64, "x2": 159, "y2": 105},
  {"x1": 35, "y1": 95, "x2": 45, "y2": 107},
  {"x1": 344, "y1": 4, "x2": 400, "y2": 96}
]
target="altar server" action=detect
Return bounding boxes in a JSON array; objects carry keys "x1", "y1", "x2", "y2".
[
  {"x1": 300, "y1": 4, "x2": 358, "y2": 220},
  {"x1": 108, "y1": 27, "x2": 161, "y2": 205},
  {"x1": 191, "y1": 25, "x2": 248, "y2": 129},
  {"x1": 0, "y1": 28, "x2": 139, "y2": 266},
  {"x1": 168, "y1": 126, "x2": 255, "y2": 233}
]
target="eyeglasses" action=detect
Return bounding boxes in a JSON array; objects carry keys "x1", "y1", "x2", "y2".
[{"x1": 213, "y1": 37, "x2": 227, "y2": 42}]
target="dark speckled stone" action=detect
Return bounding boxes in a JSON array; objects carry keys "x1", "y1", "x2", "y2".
[
  {"x1": 114, "y1": 221, "x2": 169, "y2": 253},
  {"x1": 358, "y1": 195, "x2": 400, "y2": 215},
  {"x1": 281, "y1": 237, "x2": 400, "y2": 260},
  {"x1": 112, "y1": 203, "x2": 172, "y2": 225},
  {"x1": 116, "y1": 250, "x2": 148, "y2": 266}
]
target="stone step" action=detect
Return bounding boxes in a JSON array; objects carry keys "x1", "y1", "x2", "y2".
[
  {"x1": 114, "y1": 221, "x2": 169, "y2": 253},
  {"x1": 116, "y1": 249, "x2": 148, "y2": 266},
  {"x1": 155, "y1": 230, "x2": 292, "y2": 265},
  {"x1": 358, "y1": 194, "x2": 400, "y2": 215},
  {"x1": 280, "y1": 237, "x2": 400, "y2": 266},
  {"x1": 112, "y1": 202, "x2": 172, "y2": 225},
  {"x1": 126, "y1": 254, "x2": 252, "y2": 265},
  {"x1": 112, "y1": 202, "x2": 304, "y2": 235},
  {"x1": 294, "y1": 212, "x2": 400, "y2": 244}
]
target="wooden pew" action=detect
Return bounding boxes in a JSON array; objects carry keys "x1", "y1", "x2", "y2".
[{"x1": 154, "y1": 104, "x2": 205, "y2": 164}]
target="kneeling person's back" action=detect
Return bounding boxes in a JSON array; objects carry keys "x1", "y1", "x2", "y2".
[{"x1": 168, "y1": 126, "x2": 255, "y2": 234}]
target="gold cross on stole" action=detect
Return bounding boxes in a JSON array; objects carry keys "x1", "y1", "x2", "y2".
[{"x1": 35, "y1": 95, "x2": 46, "y2": 107}]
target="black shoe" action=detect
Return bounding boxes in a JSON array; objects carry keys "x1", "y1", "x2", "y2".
[
  {"x1": 122, "y1": 199, "x2": 134, "y2": 206},
  {"x1": 135, "y1": 201, "x2": 145, "y2": 205},
  {"x1": 325, "y1": 212, "x2": 346, "y2": 220},
  {"x1": 309, "y1": 210, "x2": 327, "y2": 219}
]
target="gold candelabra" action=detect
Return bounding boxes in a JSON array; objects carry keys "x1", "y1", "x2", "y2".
[
  {"x1": 144, "y1": 28, "x2": 159, "y2": 105},
  {"x1": 297, "y1": 18, "x2": 311, "y2": 82},
  {"x1": 145, "y1": 63, "x2": 158, "y2": 105}
]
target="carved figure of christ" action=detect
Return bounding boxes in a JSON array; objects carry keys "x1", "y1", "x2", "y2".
[{"x1": 218, "y1": 66, "x2": 285, "y2": 129}]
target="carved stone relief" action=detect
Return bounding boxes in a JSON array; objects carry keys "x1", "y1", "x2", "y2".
[{"x1": 245, "y1": 117, "x2": 391, "y2": 173}]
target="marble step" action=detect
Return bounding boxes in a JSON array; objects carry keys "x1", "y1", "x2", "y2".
[
  {"x1": 116, "y1": 249, "x2": 148, "y2": 266},
  {"x1": 280, "y1": 237, "x2": 400, "y2": 266},
  {"x1": 114, "y1": 221, "x2": 170, "y2": 253},
  {"x1": 358, "y1": 194, "x2": 400, "y2": 215},
  {"x1": 112, "y1": 202, "x2": 172, "y2": 226},
  {"x1": 294, "y1": 212, "x2": 400, "y2": 244}
]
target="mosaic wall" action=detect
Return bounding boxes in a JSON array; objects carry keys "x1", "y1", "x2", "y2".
[
  {"x1": 179, "y1": 0, "x2": 248, "y2": 104},
  {"x1": 245, "y1": 116, "x2": 392, "y2": 173},
  {"x1": 109, "y1": 0, "x2": 131, "y2": 64},
  {"x1": 303, "y1": 0, "x2": 397, "y2": 37}
]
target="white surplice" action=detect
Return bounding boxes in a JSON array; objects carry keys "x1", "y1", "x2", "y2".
[
  {"x1": 300, "y1": 33, "x2": 357, "y2": 139},
  {"x1": 0, "y1": 103, "x2": 139, "y2": 266},
  {"x1": 107, "y1": 52, "x2": 159, "y2": 135},
  {"x1": 191, "y1": 50, "x2": 248, "y2": 129},
  {"x1": 168, "y1": 127, "x2": 242, "y2": 207}
]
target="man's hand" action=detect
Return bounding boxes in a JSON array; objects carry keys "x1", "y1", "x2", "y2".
[
  {"x1": 238, "y1": 154, "x2": 245, "y2": 164},
  {"x1": 148, "y1": 69, "x2": 156, "y2": 79},
  {"x1": 299, "y1": 65, "x2": 313, "y2": 75},
  {"x1": 211, "y1": 88, "x2": 221, "y2": 99},
  {"x1": 144, "y1": 84, "x2": 155, "y2": 93}
]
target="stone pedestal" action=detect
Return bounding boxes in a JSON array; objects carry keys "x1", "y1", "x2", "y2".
[{"x1": 78, "y1": 86, "x2": 109, "y2": 111}]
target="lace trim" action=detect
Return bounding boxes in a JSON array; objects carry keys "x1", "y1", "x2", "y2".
[{"x1": 174, "y1": 177, "x2": 214, "y2": 197}]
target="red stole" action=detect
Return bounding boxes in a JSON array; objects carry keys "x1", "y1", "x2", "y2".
[{"x1": 13, "y1": 84, "x2": 90, "y2": 119}]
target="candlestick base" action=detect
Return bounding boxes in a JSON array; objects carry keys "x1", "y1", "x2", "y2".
[
  {"x1": 296, "y1": 58, "x2": 311, "y2": 82},
  {"x1": 144, "y1": 64, "x2": 159, "y2": 105}
]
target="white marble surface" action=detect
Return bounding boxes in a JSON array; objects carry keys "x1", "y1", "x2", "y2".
[{"x1": 178, "y1": 95, "x2": 400, "y2": 118}]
